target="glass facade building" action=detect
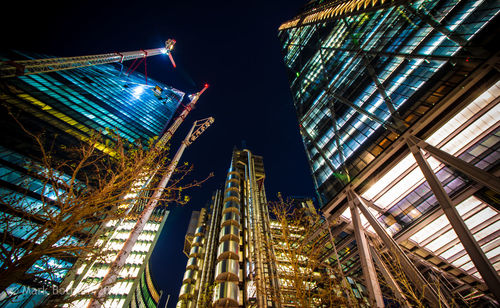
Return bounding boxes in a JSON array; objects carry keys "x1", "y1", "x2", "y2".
[
  {"x1": 1, "y1": 51, "x2": 183, "y2": 144},
  {"x1": 64, "y1": 208, "x2": 168, "y2": 307},
  {"x1": 128, "y1": 262, "x2": 161, "y2": 308},
  {"x1": 279, "y1": 0, "x2": 499, "y2": 306},
  {"x1": 0, "y1": 51, "x2": 183, "y2": 307}
]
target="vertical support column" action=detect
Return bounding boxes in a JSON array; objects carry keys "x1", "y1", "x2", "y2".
[
  {"x1": 323, "y1": 215, "x2": 354, "y2": 307},
  {"x1": 354, "y1": 193, "x2": 449, "y2": 307},
  {"x1": 406, "y1": 137, "x2": 500, "y2": 301},
  {"x1": 347, "y1": 191, "x2": 385, "y2": 308},
  {"x1": 212, "y1": 161, "x2": 241, "y2": 308},
  {"x1": 245, "y1": 150, "x2": 267, "y2": 307},
  {"x1": 196, "y1": 191, "x2": 221, "y2": 306}
]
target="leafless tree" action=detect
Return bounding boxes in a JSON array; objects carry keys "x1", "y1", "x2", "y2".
[
  {"x1": 263, "y1": 195, "x2": 360, "y2": 307},
  {"x1": 0, "y1": 116, "x2": 211, "y2": 306}
]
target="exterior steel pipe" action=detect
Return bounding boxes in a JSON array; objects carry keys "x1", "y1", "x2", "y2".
[
  {"x1": 176, "y1": 299, "x2": 192, "y2": 308},
  {"x1": 182, "y1": 269, "x2": 199, "y2": 284},
  {"x1": 191, "y1": 236, "x2": 203, "y2": 246},
  {"x1": 212, "y1": 163, "x2": 242, "y2": 307},
  {"x1": 186, "y1": 257, "x2": 199, "y2": 270},
  {"x1": 221, "y1": 212, "x2": 240, "y2": 227},
  {"x1": 212, "y1": 281, "x2": 239, "y2": 308},
  {"x1": 223, "y1": 189, "x2": 240, "y2": 202},
  {"x1": 196, "y1": 190, "x2": 223, "y2": 306},
  {"x1": 244, "y1": 149, "x2": 267, "y2": 308},
  {"x1": 215, "y1": 259, "x2": 240, "y2": 282},
  {"x1": 179, "y1": 283, "x2": 195, "y2": 299},
  {"x1": 219, "y1": 225, "x2": 240, "y2": 242},
  {"x1": 217, "y1": 240, "x2": 239, "y2": 261},
  {"x1": 189, "y1": 245, "x2": 203, "y2": 258},
  {"x1": 222, "y1": 200, "x2": 241, "y2": 213},
  {"x1": 226, "y1": 172, "x2": 240, "y2": 182},
  {"x1": 225, "y1": 180, "x2": 240, "y2": 190},
  {"x1": 194, "y1": 226, "x2": 205, "y2": 236}
]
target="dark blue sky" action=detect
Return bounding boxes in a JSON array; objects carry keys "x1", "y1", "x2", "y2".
[{"x1": 2, "y1": 1, "x2": 315, "y2": 306}]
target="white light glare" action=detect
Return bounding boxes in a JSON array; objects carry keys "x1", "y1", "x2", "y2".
[
  {"x1": 160, "y1": 48, "x2": 168, "y2": 54},
  {"x1": 133, "y1": 85, "x2": 144, "y2": 97}
]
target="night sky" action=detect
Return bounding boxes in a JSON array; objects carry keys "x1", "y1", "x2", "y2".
[{"x1": 2, "y1": 1, "x2": 316, "y2": 306}]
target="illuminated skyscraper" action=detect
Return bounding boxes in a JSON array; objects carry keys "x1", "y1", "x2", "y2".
[
  {"x1": 279, "y1": 0, "x2": 499, "y2": 306},
  {"x1": 175, "y1": 150, "x2": 362, "y2": 308},
  {"x1": 0, "y1": 51, "x2": 183, "y2": 306},
  {"x1": 177, "y1": 149, "x2": 279, "y2": 308},
  {"x1": 63, "y1": 208, "x2": 169, "y2": 307}
]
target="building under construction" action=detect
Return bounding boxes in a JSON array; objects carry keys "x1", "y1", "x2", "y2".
[
  {"x1": 0, "y1": 47, "x2": 183, "y2": 307},
  {"x1": 278, "y1": 0, "x2": 500, "y2": 306}
]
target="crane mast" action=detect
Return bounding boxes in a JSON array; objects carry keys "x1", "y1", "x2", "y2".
[
  {"x1": 88, "y1": 117, "x2": 214, "y2": 308},
  {"x1": 0, "y1": 39, "x2": 176, "y2": 78}
]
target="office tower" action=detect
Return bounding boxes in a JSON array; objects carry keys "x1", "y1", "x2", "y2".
[
  {"x1": 128, "y1": 262, "x2": 162, "y2": 308},
  {"x1": 177, "y1": 149, "x2": 280, "y2": 308},
  {"x1": 176, "y1": 150, "x2": 360, "y2": 308},
  {"x1": 279, "y1": 0, "x2": 499, "y2": 306},
  {"x1": 0, "y1": 51, "x2": 183, "y2": 306},
  {"x1": 62, "y1": 208, "x2": 169, "y2": 307}
]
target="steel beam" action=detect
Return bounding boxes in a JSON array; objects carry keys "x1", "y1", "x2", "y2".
[
  {"x1": 370, "y1": 245, "x2": 412, "y2": 308},
  {"x1": 285, "y1": 42, "x2": 478, "y2": 62},
  {"x1": 353, "y1": 192, "x2": 449, "y2": 307},
  {"x1": 407, "y1": 137, "x2": 500, "y2": 301},
  {"x1": 403, "y1": 5, "x2": 468, "y2": 47},
  {"x1": 408, "y1": 135, "x2": 500, "y2": 194},
  {"x1": 328, "y1": 91, "x2": 401, "y2": 133},
  {"x1": 347, "y1": 191, "x2": 385, "y2": 308},
  {"x1": 360, "y1": 55, "x2": 406, "y2": 130},
  {"x1": 299, "y1": 125, "x2": 338, "y2": 174},
  {"x1": 321, "y1": 52, "x2": 499, "y2": 220},
  {"x1": 328, "y1": 103, "x2": 351, "y2": 181},
  {"x1": 323, "y1": 217, "x2": 355, "y2": 307}
]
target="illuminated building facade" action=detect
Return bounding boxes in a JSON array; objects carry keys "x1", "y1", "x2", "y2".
[
  {"x1": 268, "y1": 198, "x2": 370, "y2": 307},
  {"x1": 128, "y1": 262, "x2": 162, "y2": 308},
  {"x1": 177, "y1": 149, "x2": 280, "y2": 308},
  {"x1": 0, "y1": 51, "x2": 183, "y2": 306},
  {"x1": 63, "y1": 208, "x2": 168, "y2": 307},
  {"x1": 279, "y1": 0, "x2": 500, "y2": 306}
]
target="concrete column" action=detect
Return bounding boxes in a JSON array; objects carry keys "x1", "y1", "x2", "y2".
[{"x1": 407, "y1": 137, "x2": 500, "y2": 301}]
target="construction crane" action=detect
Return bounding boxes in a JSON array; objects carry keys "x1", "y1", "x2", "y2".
[
  {"x1": 155, "y1": 83, "x2": 210, "y2": 150},
  {"x1": 58, "y1": 84, "x2": 210, "y2": 299},
  {"x1": 88, "y1": 117, "x2": 215, "y2": 308},
  {"x1": 0, "y1": 39, "x2": 176, "y2": 78}
]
